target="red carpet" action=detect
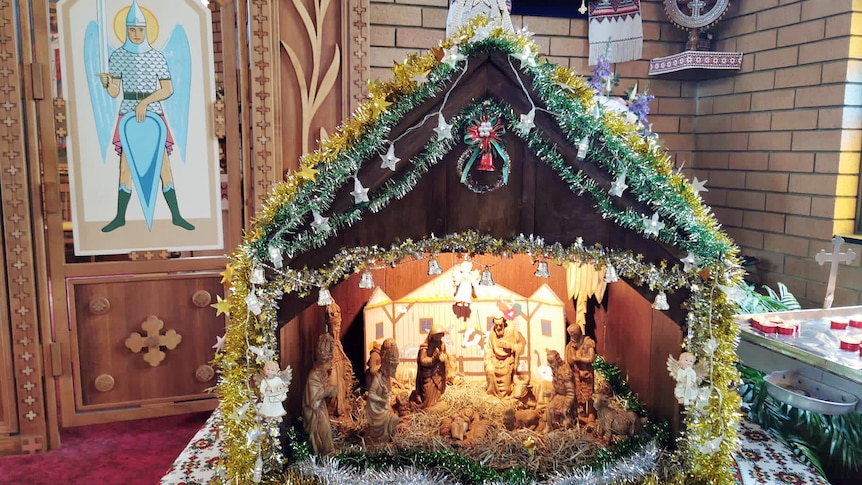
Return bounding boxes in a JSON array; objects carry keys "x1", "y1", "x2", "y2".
[{"x1": 0, "y1": 411, "x2": 210, "y2": 485}]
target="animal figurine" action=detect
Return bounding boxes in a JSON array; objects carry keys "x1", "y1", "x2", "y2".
[
  {"x1": 503, "y1": 407, "x2": 542, "y2": 432},
  {"x1": 593, "y1": 394, "x2": 640, "y2": 442}
]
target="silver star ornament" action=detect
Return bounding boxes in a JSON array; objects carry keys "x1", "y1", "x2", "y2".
[
  {"x1": 350, "y1": 176, "x2": 369, "y2": 204},
  {"x1": 441, "y1": 46, "x2": 466, "y2": 68},
  {"x1": 691, "y1": 177, "x2": 708, "y2": 195},
  {"x1": 513, "y1": 44, "x2": 537, "y2": 67},
  {"x1": 380, "y1": 143, "x2": 400, "y2": 171},
  {"x1": 643, "y1": 212, "x2": 665, "y2": 237},
  {"x1": 516, "y1": 108, "x2": 535, "y2": 134},
  {"x1": 311, "y1": 210, "x2": 331, "y2": 233},
  {"x1": 434, "y1": 113, "x2": 453, "y2": 140},
  {"x1": 681, "y1": 252, "x2": 699, "y2": 272},
  {"x1": 609, "y1": 172, "x2": 628, "y2": 197}
]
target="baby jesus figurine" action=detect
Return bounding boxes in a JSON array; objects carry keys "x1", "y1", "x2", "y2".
[{"x1": 258, "y1": 360, "x2": 292, "y2": 421}]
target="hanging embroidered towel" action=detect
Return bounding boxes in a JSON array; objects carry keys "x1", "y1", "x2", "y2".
[{"x1": 588, "y1": 0, "x2": 643, "y2": 65}]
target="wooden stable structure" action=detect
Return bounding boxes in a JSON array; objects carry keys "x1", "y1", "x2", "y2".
[
  {"x1": 361, "y1": 261, "x2": 567, "y2": 384},
  {"x1": 266, "y1": 47, "x2": 687, "y2": 433}
]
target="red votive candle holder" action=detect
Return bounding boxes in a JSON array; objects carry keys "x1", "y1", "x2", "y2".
[
  {"x1": 831, "y1": 318, "x2": 849, "y2": 330},
  {"x1": 760, "y1": 321, "x2": 778, "y2": 334},
  {"x1": 840, "y1": 336, "x2": 860, "y2": 352},
  {"x1": 778, "y1": 323, "x2": 798, "y2": 336},
  {"x1": 850, "y1": 317, "x2": 862, "y2": 328},
  {"x1": 750, "y1": 315, "x2": 767, "y2": 331}
]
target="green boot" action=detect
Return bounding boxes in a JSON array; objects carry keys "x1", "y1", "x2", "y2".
[
  {"x1": 102, "y1": 187, "x2": 131, "y2": 232},
  {"x1": 163, "y1": 187, "x2": 195, "y2": 230}
]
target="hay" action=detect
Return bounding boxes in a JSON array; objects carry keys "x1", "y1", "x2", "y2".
[{"x1": 331, "y1": 380, "x2": 606, "y2": 477}]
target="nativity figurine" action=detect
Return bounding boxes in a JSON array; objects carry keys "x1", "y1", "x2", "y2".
[
  {"x1": 257, "y1": 360, "x2": 292, "y2": 422},
  {"x1": 365, "y1": 340, "x2": 382, "y2": 391},
  {"x1": 566, "y1": 323, "x2": 597, "y2": 422},
  {"x1": 452, "y1": 258, "x2": 480, "y2": 307},
  {"x1": 324, "y1": 301, "x2": 355, "y2": 418},
  {"x1": 545, "y1": 349, "x2": 576, "y2": 430},
  {"x1": 594, "y1": 394, "x2": 642, "y2": 442},
  {"x1": 410, "y1": 323, "x2": 449, "y2": 410},
  {"x1": 303, "y1": 334, "x2": 338, "y2": 455},
  {"x1": 484, "y1": 311, "x2": 525, "y2": 398},
  {"x1": 667, "y1": 351, "x2": 705, "y2": 406},
  {"x1": 365, "y1": 338, "x2": 401, "y2": 445}
]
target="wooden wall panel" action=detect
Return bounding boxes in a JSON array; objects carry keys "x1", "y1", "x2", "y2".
[
  {"x1": 67, "y1": 275, "x2": 224, "y2": 415},
  {"x1": 0, "y1": 0, "x2": 49, "y2": 453},
  {"x1": 605, "y1": 280, "x2": 681, "y2": 432}
]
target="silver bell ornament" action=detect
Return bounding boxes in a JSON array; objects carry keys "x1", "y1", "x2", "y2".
[
  {"x1": 479, "y1": 266, "x2": 495, "y2": 286},
  {"x1": 427, "y1": 256, "x2": 443, "y2": 275},
  {"x1": 652, "y1": 291, "x2": 670, "y2": 311},
  {"x1": 604, "y1": 263, "x2": 619, "y2": 283},
  {"x1": 317, "y1": 287, "x2": 333, "y2": 306},
  {"x1": 358, "y1": 270, "x2": 375, "y2": 289},
  {"x1": 534, "y1": 261, "x2": 551, "y2": 278}
]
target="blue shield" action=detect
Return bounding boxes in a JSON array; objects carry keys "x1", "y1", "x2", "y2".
[{"x1": 118, "y1": 112, "x2": 167, "y2": 230}]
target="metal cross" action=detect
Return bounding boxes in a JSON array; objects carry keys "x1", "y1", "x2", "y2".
[
  {"x1": 688, "y1": 0, "x2": 706, "y2": 18},
  {"x1": 815, "y1": 235, "x2": 857, "y2": 308}
]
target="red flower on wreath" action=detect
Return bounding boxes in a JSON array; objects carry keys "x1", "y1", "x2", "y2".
[{"x1": 466, "y1": 116, "x2": 504, "y2": 171}]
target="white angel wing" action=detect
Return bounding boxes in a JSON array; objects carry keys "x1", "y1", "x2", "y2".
[
  {"x1": 666, "y1": 354, "x2": 681, "y2": 377},
  {"x1": 279, "y1": 365, "x2": 293, "y2": 388}
]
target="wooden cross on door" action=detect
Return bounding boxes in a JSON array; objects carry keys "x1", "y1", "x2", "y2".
[
  {"x1": 815, "y1": 235, "x2": 856, "y2": 309},
  {"x1": 125, "y1": 315, "x2": 183, "y2": 367}
]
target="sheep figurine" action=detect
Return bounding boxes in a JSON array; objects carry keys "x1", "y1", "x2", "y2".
[{"x1": 593, "y1": 394, "x2": 640, "y2": 441}]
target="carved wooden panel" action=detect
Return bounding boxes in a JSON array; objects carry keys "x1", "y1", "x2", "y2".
[
  {"x1": 0, "y1": 0, "x2": 47, "y2": 450},
  {"x1": 248, "y1": 0, "x2": 369, "y2": 210},
  {"x1": 68, "y1": 274, "x2": 224, "y2": 413}
]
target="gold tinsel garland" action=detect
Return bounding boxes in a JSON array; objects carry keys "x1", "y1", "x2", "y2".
[{"x1": 214, "y1": 16, "x2": 743, "y2": 485}]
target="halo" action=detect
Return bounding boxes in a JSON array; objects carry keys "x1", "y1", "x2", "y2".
[{"x1": 113, "y1": 6, "x2": 159, "y2": 45}]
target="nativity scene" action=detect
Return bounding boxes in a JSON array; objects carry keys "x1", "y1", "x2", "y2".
[{"x1": 213, "y1": 4, "x2": 742, "y2": 485}]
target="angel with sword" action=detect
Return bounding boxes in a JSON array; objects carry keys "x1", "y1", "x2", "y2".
[{"x1": 91, "y1": 0, "x2": 193, "y2": 232}]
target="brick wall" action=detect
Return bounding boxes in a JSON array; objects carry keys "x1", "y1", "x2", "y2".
[
  {"x1": 367, "y1": 1, "x2": 862, "y2": 308},
  {"x1": 692, "y1": 0, "x2": 862, "y2": 307}
]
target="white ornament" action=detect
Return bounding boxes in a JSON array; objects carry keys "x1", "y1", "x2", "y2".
[
  {"x1": 681, "y1": 252, "x2": 699, "y2": 272},
  {"x1": 380, "y1": 143, "x2": 400, "y2": 171},
  {"x1": 609, "y1": 172, "x2": 628, "y2": 197},
  {"x1": 212, "y1": 335, "x2": 225, "y2": 352},
  {"x1": 691, "y1": 177, "x2": 709, "y2": 195},
  {"x1": 250, "y1": 266, "x2": 266, "y2": 285},
  {"x1": 441, "y1": 45, "x2": 466, "y2": 67},
  {"x1": 433, "y1": 113, "x2": 454, "y2": 140},
  {"x1": 516, "y1": 107, "x2": 535, "y2": 134},
  {"x1": 577, "y1": 135, "x2": 590, "y2": 160},
  {"x1": 470, "y1": 24, "x2": 493, "y2": 43},
  {"x1": 245, "y1": 292, "x2": 262, "y2": 315},
  {"x1": 317, "y1": 287, "x2": 333, "y2": 306},
  {"x1": 512, "y1": 44, "x2": 537, "y2": 67},
  {"x1": 652, "y1": 291, "x2": 670, "y2": 311},
  {"x1": 604, "y1": 263, "x2": 619, "y2": 283},
  {"x1": 643, "y1": 213, "x2": 665, "y2": 237},
  {"x1": 350, "y1": 176, "x2": 370, "y2": 204},
  {"x1": 311, "y1": 210, "x2": 331, "y2": 233},
  {"x1": 268, "y1": 245, "x2": 283, "y2": 269}
]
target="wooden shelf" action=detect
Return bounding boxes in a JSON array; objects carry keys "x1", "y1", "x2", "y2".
[{"x1": 648, "y1": 50, "x2": 743, "y2": 80}]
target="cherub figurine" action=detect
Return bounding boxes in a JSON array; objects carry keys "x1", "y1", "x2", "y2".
[
  {"x1": 452, "y1": 258, "x2": 480, "y2": 308},
  {"x1": 258, "y1": 360, "x2": 292, "y2": 422},
  {"x1": 667, "y1": 351, "x2": 706, "y2": 406}
]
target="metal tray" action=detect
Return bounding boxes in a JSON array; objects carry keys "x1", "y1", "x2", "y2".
[{"x1": 765, "y1": 370, "x2": 858, "y2": 415}]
